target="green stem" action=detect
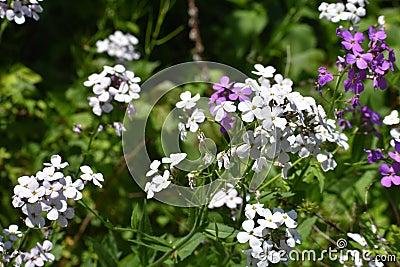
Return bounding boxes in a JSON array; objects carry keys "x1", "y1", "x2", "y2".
[
  {"x1": 148, "y1": 205, "x2": 206, "y2": 267},
  {"x1": 0, "y1": 19, "x2": 8, "y2": 44},
  {"x1": 328, "y1": 65, "x2": 350, "y2": 118},
  {"x1": 74, "y1": 121, "x2": 101, "y2": 177},
  {"x1": 78, "y1": 199, "x2": 113, "y2": 229}
]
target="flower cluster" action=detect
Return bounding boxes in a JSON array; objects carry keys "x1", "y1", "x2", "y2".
[
  {"x1": 336, "y1": 23, "x2": 395, "y2": 107},
  {"x1": 208, "y1": 183, "x2": 243, "y2": 209},
  {"x1": 0, "y1": 224, "x2": 54, "y2": 267},
  {"x1": 84, "y1": 64, "x2": 141, "y2": 136},
  {"x1": 176, "y1": 91, "x2": 205, "y2": 140},
  {"x1": 339, "y1": 226, "x2": 389, "y2": 267},
  {"x1": 318, "y1": 0, "x2": 366, "y2": 24},
  {"x1": 209, "y1": 75, "x2": 252, "y2": 132},
  {"x1": 364, "y1": 110, "x2": 400, "y2": 188},
  {"x1": 96, "y1": 30, "x2": 140, "y2": 62},
  {"x1": 336, "y1": 105, "x2": 382, "y2": 137},
  {"x1": 210, "y1": 65, "x2": 348, "y2": 176},
  {"x1": 238, "y1": 203, "x2": 301, "y2": 266},
  {"x1": 144, "y1": 153, "x2": 187, "y2": 199},
  {"x1": 12, "y1": 155, "x2": 104, "y2": 228},
  {"x1": 0, "y1": 0, "x2": 44, "y2": 25}
]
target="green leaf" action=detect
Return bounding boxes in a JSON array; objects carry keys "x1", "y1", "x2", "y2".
[
  {"x1": 92, "y1": 232, "x2": 119, "y2": 267},
  {"x1": 129, "y1": 239, "x2": 171, "y2": 252},
  {"x1": 312, "y1": 164, "x2": 326, "y2": 193},
  {"x1": 296, "y1": 216, "x2": 317, "y2": 237},
  {"x1": 205, "y1": 223, "x2": 238, "y2": 239},
  {"x1": 119, "y1": 253, "x2": 140, "y2": 267},
  {"x1": 130, "y1": 203, "x2": 140, "y2": 230},
  {"x1": 177, "y1": 232, "x2": 205, "y2": 261}
]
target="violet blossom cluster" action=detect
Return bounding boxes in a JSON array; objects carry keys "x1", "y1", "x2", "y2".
[
  {"x1": 364, "y1": 110, "x2": 400, "y2": 188},
  {"x1": 96, "y1": 30, "x2": 140, "y2": 62},
  {"x1": 335, "y1": 23, "x2": 396, "y2": 107},
  {"x1": 318, "y1": 0, "x2": 366, "y2": 24},
  {"x1": 12, "y1": 155, "x2": 104, "y2": 228},
  {"x1": 208, "y1": 64, "x2": 348, "y2": 176},
  {"x1": 0, "y1": 0, "x2": 43, "y2": 25},
  {"x1": 335, "y1": 105, "x2": 382, "y2": 137},
  {"x1": 84, "y1": 64, "x2": 141, "y2": 136},
  {"x1": 0, "y1": 225, "x2": 55, "y2": 267},
  {"x1": 238, "y1": 203, "x2": 301, "y2": 266}
]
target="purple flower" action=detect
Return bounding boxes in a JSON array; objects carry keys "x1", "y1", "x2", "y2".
[
  {"x1": 229, "y1": 86, "x2": 252, "y2": 102},
  {"x1": 388, "y1": 141, "x2": 400, "y2": 163},
  {"x1": 346, "y1": 52, "x2": 373, "y2": 69},
  {"x1": 344, "y1": 68, "x2": 366, "y2": 94},
  {"x1": 364, "y1": 148, "x2": 385, "y2": 164},
  {"x1": 341, "y1": 30, "x2": 364, "y2": 54},
  {"x1": 213, "y1": 76, "x2": 233, "y2": 91},
  {"x1": 379, "y1": 163, "x2": 400, "y2": 187},
  {"x1": 317, "y1": 67, "x2": 334, "y2": 87},
  {"x1": 73, "y1": 124, "x2": 82, "y2": 134},
  {"x1": 336, "y1": 56, "x2": 347, "y2": 73},
  {"x1": 368, "y1": 26, "x2": 386, "y2": 42}
]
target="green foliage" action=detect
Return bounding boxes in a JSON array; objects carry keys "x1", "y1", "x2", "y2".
[{"x1": 1, "y1": 0, "x2": 400, "y2": 266}]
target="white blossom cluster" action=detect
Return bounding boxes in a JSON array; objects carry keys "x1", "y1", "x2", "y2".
[
  {"x1": 208, "y1": 183, "x2": 243, "y2": 209},
  {"x1": 176, "y1": 91, "x2": 205, "y2": 141},
  {"x1": 96, "y1": 30, "x2": 140, "y2": 62},
  {"x1": 12, "y1": 155, "x2": 104, "y2": 228},
  {"x1": 0, "y1": 0, "x2": 44, "y2": 25},
  {"x1": 318, "y1": 0, "x2": 366, "y2": 24},
  {"x1": 84, "y1": 64, "x2": 141, "y2": 136},
  {"x1": 238, "y1": 203, "x2": 301, "y2": 266},
  {"x1": 0, "y1": 224, "x2": 54, "y2": 267},
  {"x1": 339, "y1": 227, "x2": 389, "y2": 267},
  {"x1": 144, "y1": 153, "x2": 187, "y2": 199},
  {"x1": 211, "y1": 64, "x2": 348, "y2": 178}
]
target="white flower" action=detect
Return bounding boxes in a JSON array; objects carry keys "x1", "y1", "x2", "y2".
[
  {"x1": 88, "y1": 96, "x2": 113, "y2": 116},
  {"x1": 252, "y1": 64, "x2": 276, "y2": 78},
  {"x1": 36, "y1": 166, "x2": 64, "y2": 182},
  {"x1": 347, "y1": 233, "x2": 368, "y2": 247},
  {"x1": 186, "y1": 108, "x2": 205, "y2": 132},
  {"x1": 237, "y1": 220, "x2": 263, "y2": 248},
  {"x1": 225, "y1": 188, "x2": 242, "y2": 209},
  {"x1": 212, "y1": 101, "x2": 236, "y2": 122},
  {"x1": 238, "y1": 96, "x2": 265, "y2": 123},
  {"x1": 236, "y1": 131, "x2": 261, "y2": 159},
  {"x1": 273, "y1": 208, "x2": 298, "y2": 228},
  {"x1": 152, "y1": 170, "x2": 171, "y2": 191},
  {"x1": 176, "y1": 91, "x2": 200, "y2": 110},
  {"x1": 262, "y1": 106, "x2": 287, "y2": 130},
  {"x1": 317, "y1": 152, "x2": 337, "y2": 172},
  {"x1": 286, "y1": 228, "x2": 302, "y2": 247},
  {"x1": 244, "y1": 203, "x2": 264, "y2": 220},
  {"x1": 252, "y1": 157, "x2": 269, "y2": 173},
  {"x1": 257, "y1": 208, "x2": 282, "y2": 229},
  {"x1": 23, "y1": 203, "x2": 45, "y2": 228},
  {"x1": 383, "y1": 110, "x2": 399, "y2": 125},
  {"x1": 346, "y1": 3, "x2": 366, "y2": 24},
  {"x1": 217, "y1": 151, "x2": 230, "y2": 169},
  {"x1": 80, "y1": 165, "x2": 105, "y2": 188},
  {"x1": 146, "y1": 160, "x2": 161, "y2": 177},
  {"x1": 42, "y1": 198, "x2": 68, "y2": 221},
  {"x1": 3, "y1": 225, "x2": 23, "y2": 242},
  {"x1": 112, "y1": 122, "x2": 127, "y2": 137},
  {"x1": 62, "y1": 176, "x2": 84, "y2": 200},
  {"x1": 6, "y1": 1, "x2": 30, "y2": 24},
  {"x1": 178, "y1": 122, "x2": 187, "y2": 141},
  {"x1": 208, "y1": 190, "x2": 227, "y2": 208},
  {"x1": 162, "y1": 153, "x2": 187, "y2": 168},
  {"x1": 43, "y1": 155, "x2": 69, "y2": 169}
]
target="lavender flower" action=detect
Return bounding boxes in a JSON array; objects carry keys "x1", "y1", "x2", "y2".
[
  {"x1": 364, "y1": 148, "x2": 385, "y2": 163},
  {"x1": 379, "y1": 163, "x2": 400, "y2": 187}
]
